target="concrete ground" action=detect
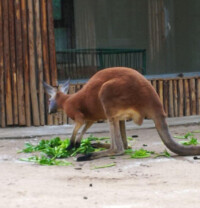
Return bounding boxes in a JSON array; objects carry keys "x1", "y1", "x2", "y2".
[{"x1": 0, "y1": 116, "x2": 200, "y2": 208}]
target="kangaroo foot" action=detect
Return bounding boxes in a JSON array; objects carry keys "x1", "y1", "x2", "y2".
[
  {"x1": 76, "y1": 153, "x2": 93, "y2": 161},
  {"x1": 76, "y1": 149, "x2": 124, "y2": 161}
]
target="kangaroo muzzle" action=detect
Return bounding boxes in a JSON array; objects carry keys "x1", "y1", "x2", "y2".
[{"x1": 49, "y1": 100, "x2": 57, "y2": 114}]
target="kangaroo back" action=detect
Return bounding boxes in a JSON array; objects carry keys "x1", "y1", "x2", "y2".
[{"x1": 68, "y1": 67, "x2": 165, "y2": 122}]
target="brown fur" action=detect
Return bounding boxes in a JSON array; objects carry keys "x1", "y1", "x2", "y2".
[
  {"x1": 44, "y1": 67, "x2": 200, "y2": 160},
  {"x1": 60, "y1": 67, "x2": 165, "y2": 122}
]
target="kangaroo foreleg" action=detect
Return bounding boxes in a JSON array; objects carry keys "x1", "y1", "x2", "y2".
[
  {"x1": 75, "y1": 121, "x2": 94, "y2": 147},
  {"x1": 66, "y1": 122, "x2": 83, "y2": 150},
  {"x1": 77, "y1": 118, "x2": 124, "y2": 161}
]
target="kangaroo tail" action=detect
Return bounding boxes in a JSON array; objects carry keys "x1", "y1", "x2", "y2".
[{"x1": 154, "y1": 116, "x2": 200, "y2": 156}]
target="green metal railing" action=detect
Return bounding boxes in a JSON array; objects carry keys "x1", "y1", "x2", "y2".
[{"x1": 56, "y1": 48, "x2": 146, "y2": 80}]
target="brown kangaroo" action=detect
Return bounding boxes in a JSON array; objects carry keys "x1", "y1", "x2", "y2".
[{"x1": 43, "y1": 67, "x2": 200, "y2": 161}]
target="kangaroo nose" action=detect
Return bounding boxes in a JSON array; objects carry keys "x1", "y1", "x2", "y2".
[{"x1": 49, "y1": 100, "x2": 57, "y2": 114}]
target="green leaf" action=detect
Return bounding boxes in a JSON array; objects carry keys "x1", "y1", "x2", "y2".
[
  {"x1": 92, "y1": 163, "x2": 116, "y2": 169},
  {"x1": 20, "y1": 155, "x2": 72, "y2": 166},
  {"x1": 174, "y1": 132, "x2": 194, "y2": 139},
  {"x1": 70, "y1": 138, "x2": 95, "y2": 157},
  {"x1": 127, "y1": 137, "x2": 134, "y2": 141},
  {"x1": 124, "y1": 149, "x2": 134, "y2": 155},
  {"x1": 179, "y1": 137, "x2": 200, "y2": 146},
  {"x1": 154, "y1": 149, "x2": 171, "y2": 158},
  {"x1": 126, "y1": 148, "x2": 154, "y2": 159},
  {"x1": 130, "y1": 149, "x2": 151, "y2": 158}
]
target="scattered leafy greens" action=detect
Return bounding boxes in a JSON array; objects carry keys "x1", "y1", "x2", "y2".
[
  {"x1": 20, "y1": 155, "x2": 72, "y2": 166},
  {"x1": 20, "y1": 130, "x2": 200, "y2": 167},
  {"x1": 154, "y1": 150, "x2": 171, "y2": 158},
  {"x1": 125, "y1": 148, "x2": 154, "y2": 159},
  {"x1": 19, "y1": 136, "x2": 109, "y2": 166},
  {"x1": 19, "y1": 137, "x2": 94, "y2": 166},
  {"x1": 174, "y1": 132, "x2": 194, "y2": 139},
  {"x1": 179, "y1": 137, "x2": 200, "y2": 146},
  {"x1": 92, "y1": 163, "x2": 116, "y2": 169},
  {"x1": 127, "y1": 137, "x2": 134, "y2": 141},
  {"x1": 174, "y1": 132, "x2": 200, "y2": 146},
  {"x1": 70, "y1": 138, "x2": 95, "y2": 156}
]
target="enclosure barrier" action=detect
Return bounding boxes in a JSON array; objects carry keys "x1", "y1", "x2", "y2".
[
  {"x1": 0, "y1": 0, "x2": 57, "y2": 128},
  {"x1": 1, "y1": 73, "x2": 200, "y2": 127},
  {"x1": 0, "y1": 0, "x2": 199, "y2": 127},
  {"x1": 56, "y1": 48, "x2": 146, "y2": 80}
]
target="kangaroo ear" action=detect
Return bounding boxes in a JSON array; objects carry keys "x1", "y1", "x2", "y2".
[
  {"x1": 43, "y1": 81, "x2": 56, "y2": 97},
  {"x1": 60, "y1": 79, "x2": 70, "y2": 94}
]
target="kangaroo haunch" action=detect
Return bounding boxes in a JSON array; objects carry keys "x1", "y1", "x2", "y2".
[{"x1": 43, "y1": 67, "x2": 200, "y2": 161}]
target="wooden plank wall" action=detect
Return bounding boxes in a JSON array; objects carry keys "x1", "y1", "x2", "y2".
[
  {"x1": 0, "y1": 0, "x2": 57, "y2": 127},
  {"x1": 150, "y1": 77, "x2": 200, "y2": 117},
  {"x1": 0, "y1": 1, "x2": 200, "y2": 127}
]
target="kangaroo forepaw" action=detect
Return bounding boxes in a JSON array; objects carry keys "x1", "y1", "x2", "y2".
[
  {"x1": 76, "y1": 153, "x2": 92, "y2": 161},
  {"x1": 75, "y1": 142, "x2": 81, "y2": 148},
  {"x1": 66, "y1": 142, "x2": 81, "y2": 151},
  {"x1": 66, "y1": 142, "x2": 75, "y2": 151}
]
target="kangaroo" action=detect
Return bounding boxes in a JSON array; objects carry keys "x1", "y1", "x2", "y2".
[{"x1": 43, "y1": 67, "x2": 200, "y2": 161}]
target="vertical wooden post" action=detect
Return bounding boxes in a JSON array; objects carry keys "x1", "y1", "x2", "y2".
[
  {"x1": 168, "y1": 80, "x2": 174, "y2": 117},
  {"x1": 2, "y1": 0, "x2": 13, "y2": 125},
  {"x1": 68, "y1": 85, "x2": 76, "y2": 124},
  {"x1": 47, "y1": 0, "x2": 57, "y2": 87},
  {"x1": 28, "y1": 0, "x2": 40, "y2": 126},
  {"x1": 58, "y1": 112, "x2": 63, "y2": 125},
  {"x1": 190, "y1": 79, "x2": 196, "y2": 115},
  {"x1": 15, "y1": 0, "x2": 26, "y2": 125},
  {"x1": 152, "y1": 80, "x2": 157, "y2": 92},
  {"x1": 21, "y1": 0, "x2": 31, "y2": 126},
  {"x1": 173, "y1": 80, "x2": 178, "y2": 117},
  {"x1": 34, "y1": 0, "x2": 45, "y2": 126},
  {"x1": 0, "y1": 0, "x2": 5, "y2": 127},
  {"x1": 197, "y1": 78, "x2": 200, "y2": 115},
  {"x1": 184, "y1": 79, "x2": 190, "y2": 116},
  {"x1": 9, "y1": 0, "x2": 18, "y2": 125},
  {"x1": 41, "y1": 0, "x2": 53, "y2": 125},
  {"x1": 163, "y1": 80, "x2": 169, "y2": 116},
  {"x1": 178, "y1": 79, "x2": 184, "y2": 117},
  {"x1": 158, "y1": 80, "x2": 163, "y2": 106}
]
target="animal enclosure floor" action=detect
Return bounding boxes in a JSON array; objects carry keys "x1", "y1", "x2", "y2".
[{"x1": 0, "y1": 124, "x2": 200, "y2": 208}]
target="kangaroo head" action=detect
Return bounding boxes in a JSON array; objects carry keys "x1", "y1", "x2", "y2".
[{"x1": 43, "y1": 79, "x2": 70, "y2": 114}]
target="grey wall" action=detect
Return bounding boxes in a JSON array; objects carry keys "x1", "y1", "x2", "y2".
[
  {"x1": 93, "y1": 0, "x2": 148, "y2": 49},
  {"x1": 174, "y1": 0, "x2": 200, "y2": 73},
  {"x1": 73, "y1": 0, "x2": 200, "y2": 75}
]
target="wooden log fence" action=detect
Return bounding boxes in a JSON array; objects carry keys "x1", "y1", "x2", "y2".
[
  {"x1": 0, "y1": 0, "x2": 57, "y2": 127},
  {"x1": 0, "y1": 0, "x2": 200, "y2": 127}
]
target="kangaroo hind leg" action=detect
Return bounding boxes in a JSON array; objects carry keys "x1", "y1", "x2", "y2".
[
  {"x1": 77, "y1": 118, "x2": 124, "y2": 161},
  {"x1": 91, "y1": 120, "x2": 128, "y2": 150}
]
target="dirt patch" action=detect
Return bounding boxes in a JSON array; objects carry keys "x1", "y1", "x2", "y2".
[{"x1": 0, "y1": 125, "x2": 200, "y2": 208}]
